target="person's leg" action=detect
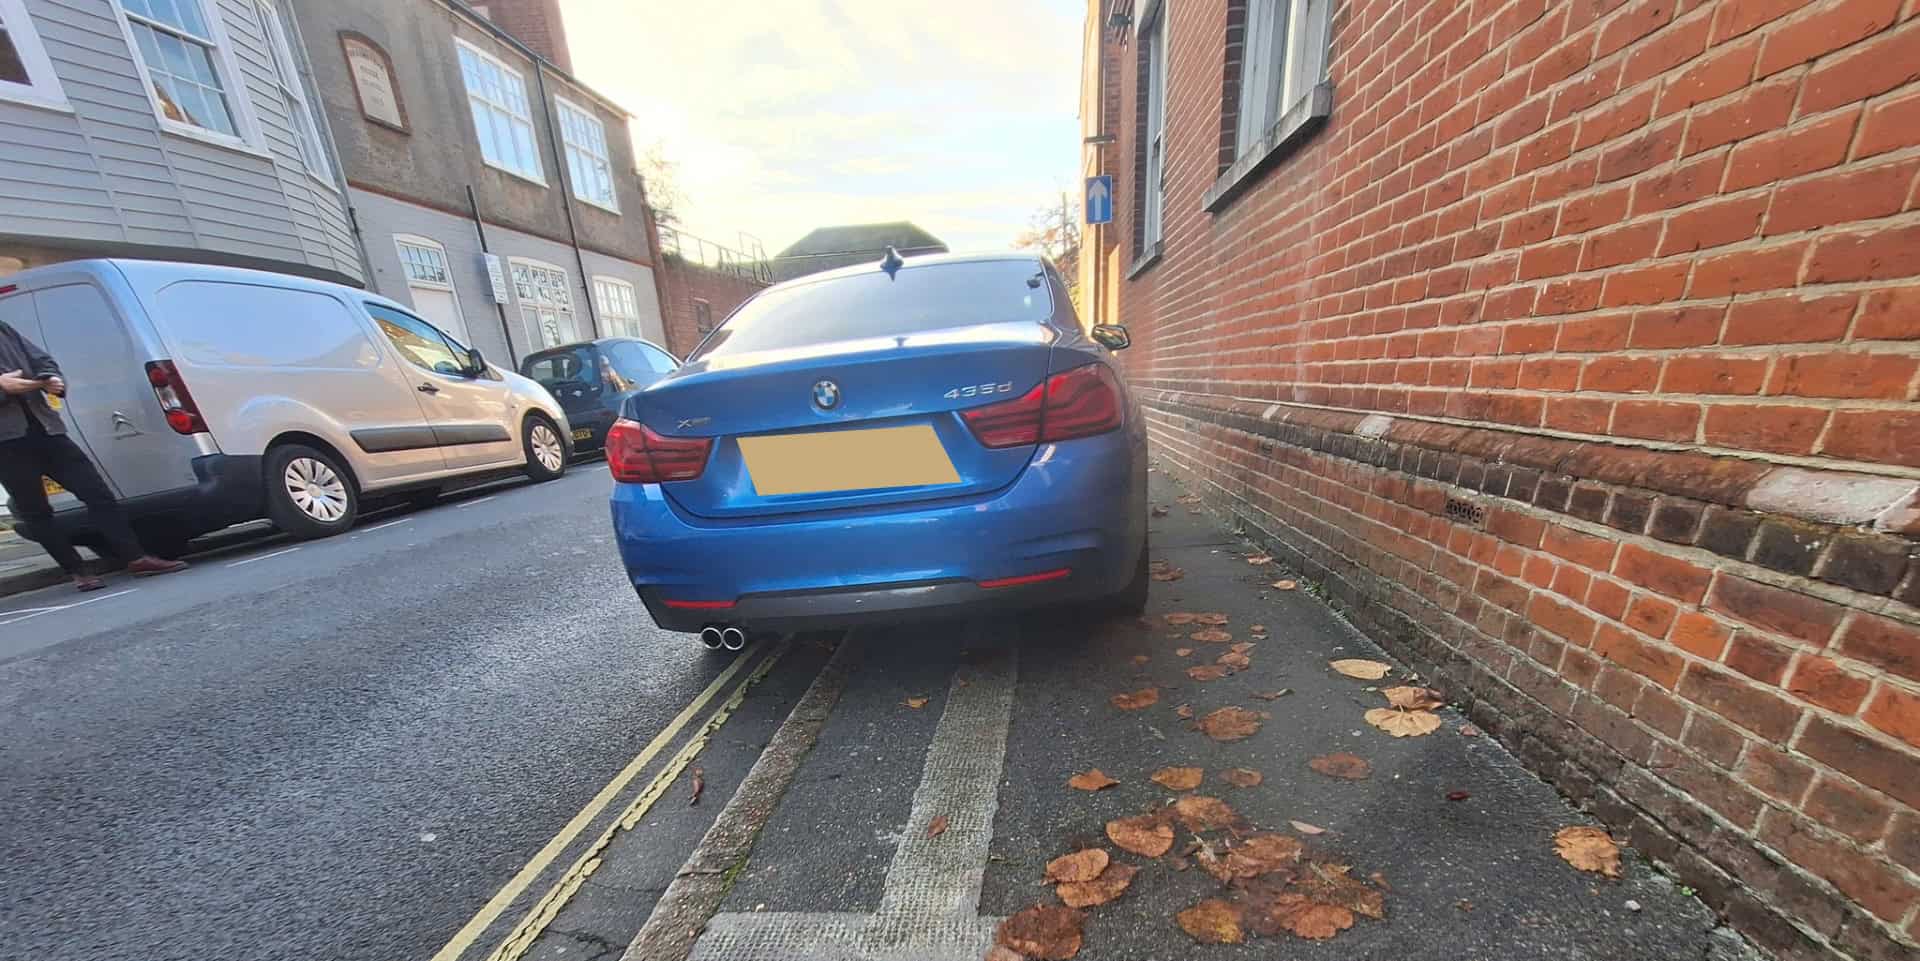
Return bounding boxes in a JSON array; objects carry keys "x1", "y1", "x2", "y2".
[
  {"x1": 38, "y1": 434, "x2": 150, "y2": 564},
  {"x1": 0, "y1": 439, "x2": 91, "y2": 575}
]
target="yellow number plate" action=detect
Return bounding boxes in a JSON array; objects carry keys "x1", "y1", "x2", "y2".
[
  {"x1": 42, "y1": 476, "x2": 65, "y2": 496},
  {"x1": 738, "y1": 425, "x2": 961, "y2": 496},
  {"x1": 572, "y1": 427, "x2": 592, "y2": 441}
]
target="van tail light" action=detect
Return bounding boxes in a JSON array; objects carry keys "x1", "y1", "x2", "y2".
[
  {"x1": 144, "y1": 360, "x2": 207, "y2": 435},
  {"x1": 606, "y1": 418, "x2": 711, "y2": 483},
  {"x1": 961, "y1": 362, "x2": 1124, "y2": 449}
]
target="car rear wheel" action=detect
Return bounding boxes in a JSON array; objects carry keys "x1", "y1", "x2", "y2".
[
  {"x1": 265, "y1": 444, "x2": 358, "y2": 539},
  {"x1": 523, "y1": 415, "x2": 567, "y2": 482},
  {"x1": 1101, "y1": 534, "x2": 1150, "y2": 618}
]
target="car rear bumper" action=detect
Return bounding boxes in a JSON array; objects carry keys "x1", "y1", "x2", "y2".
[{"x1": 611, "y1": 431, "x2": 1147, "y2": 633}]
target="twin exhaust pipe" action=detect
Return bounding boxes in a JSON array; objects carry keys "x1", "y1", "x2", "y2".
[{"x1": 698, "y1": 625, "x2": 748, "y2": 651}]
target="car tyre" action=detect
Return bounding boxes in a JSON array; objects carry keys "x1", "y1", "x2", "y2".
[
  {"x1": 523, "y1": 415, "x2": 567, "y2": 482},
  {"x1": 265, "y1": 443, "x2": 359, "y2": 539},
  {"x1": 1103, "y1": 534, "x2": 1150, "y2": 618}
]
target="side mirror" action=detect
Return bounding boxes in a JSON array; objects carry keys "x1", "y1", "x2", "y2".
[
  {"x1": 464, "y1": 348, "x2": 486, "y2": 377},
  {"x1": 1091, "y1": 324, "x2": 1131, "y2": 351}
]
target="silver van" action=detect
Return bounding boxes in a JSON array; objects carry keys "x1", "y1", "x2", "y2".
[{"x1": 0, "y1": 259, "x2": 572, "y2": 554}]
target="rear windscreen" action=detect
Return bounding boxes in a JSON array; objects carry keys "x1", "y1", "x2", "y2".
[
  {"x1": 523, "y1": 347, "x2": 597, "y2": 389},
  {"x1": 692, "y1": 260, "x2": 1053, "y2": 360}
]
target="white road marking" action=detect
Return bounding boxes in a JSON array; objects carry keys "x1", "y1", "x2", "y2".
[
  {"x1": 688, "y1": 646, "x2": 1016, "y2": 961},
  {"x1": 0, "y1": 588, "x2": 138, "y2": 627},
  {"x1": 455, "y1": 495, "x2": 498, "y2": 509},
  {"x1": 357, "y1": 518, "x2": 411, "y2": 534},
  {"x1": 225, "y1": 546, "x2": 301, "y2": 568}
]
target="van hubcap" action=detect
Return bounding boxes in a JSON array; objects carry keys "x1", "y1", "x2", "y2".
[
  {"x1": 284, "y1": 458, "x2": 348, "y2": 522},
  {"x1": 531, "y1": 424, "x2": 564, "y2": 472}
]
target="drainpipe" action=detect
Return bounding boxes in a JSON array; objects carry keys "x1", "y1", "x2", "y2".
[
  {"x1": 467, "y1": 184, "x2": 518, "y2": 362},
  {"x1": 532, "y1": 62, "x2": 599, "y2": 339}
]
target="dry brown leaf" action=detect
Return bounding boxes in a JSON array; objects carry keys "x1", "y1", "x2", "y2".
[
  {"x1": 1105, "y1": 814, "x2": 1174, "y2": 857},
  {"x1": 1110, "y1": 688, "x2": 1160, "y2": 711},
  {"x1": 1329, "y1": 658, "x2": 1391, "y2": 680},
  {"x1": 1272, "y1": 579, "x2": 1298, "y2": 590},
  {"x1": 925, "y1": 814, "x2": 948, "y2": 838},
  {"x1": 1150, "y1": 505, "x2": 1170, "y2": 518},
  {"x1": 903, "y1": 696, "x2": 930, "y2": 709},
  {"x1": 1459, "y1": 723, "x2": 1483, "y2": 737},
  {"x1": 1187, "y1": 665, "x2": 1231, "y2": 682},
  {"x1": 1151, "y1": 766, "x2": 1204, "y2": 790},
  {"x1": 1151, "y1": 568, "x2": 1185, "y2": 582},
  {"x1": 1216, "y1": 651, "x2": 1252, "y2": 671},
  {"x1": 1175, "y1": 646, "x2": 1193, "y2": 657},
  {"x1": 1290, "y1": 819, "x2": 1326, "y2": 835},
  {"x1": 1057, "y1": 862, "x2": 1138, "y2": 908},
  {"x1": 1447, "y1": 790, "x2": 1471, "y2": 802},
  {"x1": 1248, "y1": 624, "x2": 1269, "y2": 636},
  {"x1": 1174, "y1": 795, "x2": 1239, "y2": 831},
  {"x1": 985, "y1": 946, "x2": 1025, "y2": 961},
  {"x1": 1229, "y1": 641, "x2": 1256, "y2": 654},
  {"x1": 1130, "y1": 654, "x2": 1150, "y2": 667},
  {"x1": 1174, "y1": 703, "x2": 1194, "y2": 720},
  {"x1": 1364, "y1": 707, "x2": 1443, "y2": 737},
  {"x1": 1383, "y1": 685, "x2": 1444, "y2": 710},
  {"x1": 1176, "y1": 899, "x2": 1245, "y2": 944},
  {"x1": 1220, "y1": 767, "x2": 1263, "y2": 788},
  {"x1": 1292, "y1": 862, "x2": 1386, "y2": 921},
  {"x1": 1177, "y1": 493, "x2": 1202, "y2": 504},
  {"x1": 1197, "y1": 706, "x2": 1264, "y2": 742},
  {"x1": 996, "y1": 904, "x2": 1084, "y2": 960},
  {"x1": 1554, "y1": 826, "x2": 1622, "y2": 878},
  {"x1": 1068, "y1": 769, "x2": 1119, "y2": 791},
  {"x1": 1251, "y1": 689, "x2": 1292, "y2": 700},
  {"x1": 1163, "y1": 612, "x2": 1198, "y2": 626},
  {"x1": 1195, "y1": 612, "x2": 1230, "y2": 626},
  {"x1": 1189, "y1": 628, "x2": 1233, "y2": 644},
  {"x1": 1045, "y1": 848, "x2": 1110, "y2": 884},
  {"x1": 1309, "y1": 753, "x2": 1373, "y2": 780},
  {"x1": 1268, "y1": 894, "x2": 1355, "y2": 940},
  {"x1": 1246, "y1": 554, "x2": 1273, "y2": 565}
]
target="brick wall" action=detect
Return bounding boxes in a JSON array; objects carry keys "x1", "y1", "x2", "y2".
[
  {"x1": 473, "y1": 0, "x2": 572, "y2": 71},
  {"x1": 656, "y1": 256, "x2": 766, "y2": 357},
  {"x1": 1105, "y1": 2, "x2": 1920, "y2": 959}
]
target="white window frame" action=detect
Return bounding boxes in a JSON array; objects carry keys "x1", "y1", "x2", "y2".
[
  {"x1": 510, "y1": 257, "x2": 577, "y2": 348},
  {"x1": 1140, "y1": 1, "x2": 1169, "y2": 253},
  {"x1": 112, "y1": 0, "x2": 261, "y2": 152},
  {"x1": 394, "y1": 234, "x2": 472, "y2": 344},
  {"x1": 556, "y1": 95, "x2": 619, "y2": 214},
  {"x1": 0, "y1": 0, "x2": 69, "y2": 111},
  {"x1": 592, "y1": 276, "x2": 642, "y2": 338},
  {"x1": 1235, "y1": 0, "x2": 1326, "y2": 159},
  {"x1": 255, "y1": 0, "x2": 331, "y2": 182},
  {"x1": 455, "y1": 37, "x2": 544, "y2": 185}
]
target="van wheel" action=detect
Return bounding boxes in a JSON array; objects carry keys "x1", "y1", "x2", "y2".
[
  {"x1": 523, "y1": 415, "x2": 567, "y2": 482},
  {"x1": 265, "y1": 444, "x2": 358, "y2": 539}
]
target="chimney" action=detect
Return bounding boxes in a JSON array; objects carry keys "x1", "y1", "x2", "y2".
[{"x1": 468, "y1": 0, "x2": 572, "y2": 71}]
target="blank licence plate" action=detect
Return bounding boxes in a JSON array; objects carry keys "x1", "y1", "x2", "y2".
[{"x1": 738, "y1": 425, "x2": 961, "y2": 496}]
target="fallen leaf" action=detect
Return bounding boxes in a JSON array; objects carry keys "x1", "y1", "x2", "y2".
[
  {"x1": 1197, "y1": 706, "x2": 1264, "y2": 741},
  {"x1": 1309, "y1": 753, "x2": 1372, "y2": 780},
  {"x1": 689, "y1": 767, "x2": 705, "y2": 806},
  {"x1": 1292, "y1": 861, "x2": 1386, "y2": 921},
  {"x1": 1202, "y1": 833, "x2": 1304, "y2": 883},
  {"x1": 1068, "y1": 769, "x2": 1119, "y2": 791},
  {"x1": 1045, "y1": 848, "x2": 1110, "y2": 883},
  {"x1": 1195, "y1": 612, "x2": 1230, "y2": 626},
  {"x1": 1229, "y1": 642, "x2": 1256, "y2": 654},
  {"x1": 1329, "y1": 658, "x2": 1391, "y2": 680},
  {"x1": 1175, "y1": 647, "x2": 1194, "y2": 657},
  {"x1": 1456, "y1": 898, "x2": 1474, "y2": 912},
  {"x1": 1267, "y1": 894, "x2": 1355, "y2": 940},
  {"x1": 1174, "y1": 703, "x2": 1194, "y2": 719},
  {"x1": 1189, "y1": 628, "x2": 1233, "y2": 644},
  {"x1": 903, "y1": 696, "x2": 930, "y2": 709},
  {"x1": 1110, "y1": 688, "x2": 1160, "y2": 711},
  {"x1": 1174, "y1": 795, "x2": 1239, "y2": 830},
  {"x1": 1151, "y1": 766, "x2": 1204, "y2": 790},
  {"x1": 926, "y1": 814, "x2": 948, "y2": 839},
  {"x1": 1364, "y1": 707, "x2": 1443, "y2": 737},
  {"x1": 1554, "y1": 825, "x2": 1621, "y2": 878},
  {"x1": 1151, "y1": 505, "x2": 1170, "y2": 517},
  {"x1": 1248, "y1": 624, "x2": 1269, "y2": 636},
  {"x1": 1163, "y1": 612, "x2": 1198, "y2": 626},
  {"x1": 1246, "y1": 554, "x2": 1274, "y2": 565},
  {"x1": 1176, "y1": 899, "x2": 1245, "y2": 944},
  {"x1": 1221, "y1": 767, "x2": 1263, "y2": 788},
  {"x1": 1057, "y1": 862, "x2": 1138, "y2": 908},
  {"x1": 1383, "y1": 685, "x2": 1443, "y2": 710},
  {"x1": 1447, "y1": 790, "x2": 1471, "y2": 802},
  {"x1": 1216, "y1": 651, "x2": 1252, "y2": 671},
  {"x1": 1187, "y1": 665, "x2": 1231, "y2": 681},
  {"x1": 1368, "y1": 871, "x2": 1391, "y2": 891},
  {"x1": 996, "y1": 904, "x2": 1084, "y2": 960},
  {"x1": 1177, "y1": 494, "x2": 1202, "y2": 504},
  {"x1": 1251, "y1": 689, "x2": 1292, "y2": 701},
  {"x1": 1106, "y1": 814, "x2": 1174, "y2": 857},
  {"x1": 1151, "y1": 568, "x2": 1185, "y2": 582},
  {"x1": 1459, "y1": 723, "x2": 1483, "y2": 737},
  {"x1": 1290, "y1": 820, "x2": 1326, "y2": 835},
  {"x1": 1272, "y1": 579, "x2": 1298, "y2": 591},
  {"x1": 985, "y1": 947, "x2": 1025, "y2": 961},
  {"x1": 1130, "y1": 654, "x2": 1150, "y2": 667}
]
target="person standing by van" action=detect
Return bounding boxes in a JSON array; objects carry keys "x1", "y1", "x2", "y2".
[{"x1": 0, "y1": 322, "x2": 188, "y2": 591}]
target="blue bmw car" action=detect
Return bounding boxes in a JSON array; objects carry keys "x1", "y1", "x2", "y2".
[{"x1": 606, "y1": 251, "x2": 1148, "y2": 643}]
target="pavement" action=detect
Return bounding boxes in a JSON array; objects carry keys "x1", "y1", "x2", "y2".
[{"x1": 0, "y1": 526, "x2": 68, "y2": 596}]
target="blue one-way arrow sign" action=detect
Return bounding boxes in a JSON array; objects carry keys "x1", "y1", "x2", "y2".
[{"x1": 1085, "y1": 175, "x2": 1113, "y2": 225}]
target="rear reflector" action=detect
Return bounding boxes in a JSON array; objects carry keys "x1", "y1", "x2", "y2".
[
  {"x1": 961, "y1": 362, "x2": 1123, "y2": 449},
  {"x1": 606, "y1": 417, "x2": 713, "y2": 483},
  {"x1": 663, "y1": 598, "x2": 736, "y2": 609},
  {"x1": 979, "y1": 567, "x2": 1072, "y2": 589},
  {"x1": 143, "y1": 360, "x2": 208, "y2": 435},
  {"x1": 0, "y1": 284, "x2": 17, "y2": 296}
]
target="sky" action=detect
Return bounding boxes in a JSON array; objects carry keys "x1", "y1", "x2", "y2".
[{"x1": 560, "y1": 0, "x2": 1086, "y2": 259}]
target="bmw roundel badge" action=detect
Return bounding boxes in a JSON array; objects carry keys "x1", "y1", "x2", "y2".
[{"x1": 812, "y1": 379, "x2": 841, "y2": 410}]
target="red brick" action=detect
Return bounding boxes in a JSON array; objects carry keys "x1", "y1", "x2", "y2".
[
  {"x1": 1855, "y1": 285, "x2": 1920, "y2": 340},
  {"x1": 1766, "y1": 159, "x2": 1920, "y2": 236},
  {"x1": 1519, "y1": 357, "x2": 1583, "y2": 390},
  {"x1": 1621, "y1": 10, "x2": 1710, "y2": 87},
  {"x1": 1596, "y1": 119, "x2": 1684, "y2": 183},
  {"x1": 1721, "y1": 292, "x2": 1861, "y2": 345},
  {"x1": 1545, "y1": 396, "x2": 1615, "y2": 432},
  {"x1": 1837, "y1": 614, "x2": 1920, "y2": 683},
  {"x1": 1659, "y1": 354, "x2": 1769, "y2": 394},
  {"x1": 1628, "y1": 305, "x2": 1724, "y2": 348},
  {"x1": 1615, "y1": 542, "x2": 1714, "y2": 603},
  {"x1": 1515, "y1": 121, "x2": 1577, "y2": 175},
  {"x1": 1708, "y1": 575, "x2": 1848, "y2": 647},
  {"x1": 1629, "y1": 153, "x2": 1726, "y2": 215},
  {"x1": 1740, "y1": 746, "x2": 1815, "y2": 803},
  {"x1": 1787, "y1": 656, "x2": 1874, "y2": 713},
  {"x1": 1709, "y1": 0, "x2": 1802, "y2": 41},
  {"x1": 1573, "y1": 86, "x2": 1656, "y2": 151},
  {"x1": 1587, "y1": 576, "x2": 1633, "y2": 619},
  {"x1": 1599, "y1": 262, "x2": 1690, "y2": 307},
  {"x1": 1501, "y1": 208, "x2": 1560, "y2": 248},
  {"x1": 1807, "y1": 222, "x2": 1920, "y2": 284},
  {"x1": 1856, "y1": 87, "x2": 1920, "y2": 157},
  {"x1": 1538, "y1": 276, "x2": 1604, "y2": 314},
  {"x1": 1518, "y1": 240, "x2": 1583, "y2": 279},
  {"x1": 1765, "y1": 351, "x2": 1920, "y2": 400},
  {"x1": 1658, "y1": 36, "x2": 1759, "y2": 114},
  {"x1": 1690, "y1": 241, "x2": 1807, "y2": 297},
  {"x1": 1543, "y1": 524, "x2": 1620, "y2": 569},
  {"x1": 1558, "y1": 185, "x2": 1631, "y2": 236},
  {"x1": 1602, "y1": 0, "x2": 1679, "y2": 56},
  {"x1": 1798, "y1": 19, "x2": 1920, "y2": 113},
  {"x1": 1803, "y1": 775, "x2": 1894, "y2": 843},
  {"x1": 1659, "y1": 194, "x2": 1768, "y2": 254},
  {"x1": 1726, "y1": 631, "x2": 1796, "y2": 685},
  {"x1": 1823, "y1": 410, "x2": 1920, "y2": 466},
  {"x1": 1593, "y1": 622, "x2": 1686, "y2": 686},
  {"x1": 1557, "y1": 313, "x2": 1633, "y2": 351},
  {"x1": 1625, "y1": 593, "x2": 1679, "y2": 636},
  {"x1": 1614, "y1": 399, "x2": 1701, "y2": 441},
  {"x1": 1756, "y1": 0, "x2": 1904, "y2": 76},
  {"x1": 1702, "y1": 403, "x2": 1829, "y2": 454},
  {"x1": 1863, "y1": 685, "x2": 1920, "y2": 749},
  {"x1": 1532, "y1": 155, "x2": 1600, "y2": 203},
  {"x1": 1768, "y1": 812, "x2": 1916, "y2": 923},
  {"x1": 1681, "y1": 78, "x2": 1797, "y2": 155},
  {"x1": 1682, "y1": 663, "x2": 1804, "y2": 740},
  {"x1": 1671, "y1": 611, "x2": 1733, "y2": 658},
  {"x1": 1531, "y1": 593, "x2": 1601, "y2": 645},
  {"x1": 1581, "y1": 355, "x2": 1664, "y2": 392},
  {"x1": 1724, "y1": 107, "x2": 1861, "y2": 191},
  {"x1": 1797, "y1": 714, "x2": 1920, "y2": 808}
]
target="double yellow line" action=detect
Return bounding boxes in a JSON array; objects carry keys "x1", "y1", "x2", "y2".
[{"x1": 427, "y1": 640, "x2": 786, "y2": 961}]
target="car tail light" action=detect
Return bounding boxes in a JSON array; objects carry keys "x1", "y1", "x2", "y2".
[
  {"x1": 144, "y1": 360, "x2": 207, "y2": 435},
  {"x1": 961, "y1": 362, "x2": 1124, "y2": 449},
  {"x1": 606, "y1": 418, "x2": 712, "y2": 483}
]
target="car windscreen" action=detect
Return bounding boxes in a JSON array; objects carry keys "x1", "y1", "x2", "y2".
[
  {"x1": 523, "y1": 346, "x2": 598, "y2": 391},
  {"x1": 691, "y1": 260, "x2": 1052, "y2": 360}
]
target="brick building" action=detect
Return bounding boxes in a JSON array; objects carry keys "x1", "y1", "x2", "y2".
[
  {"x1": 1087, "y1": 1, "x2": 1920, "y2": 959},
  {"x1": 654, "y1": 227, "x2": 771, "y2": 356}
]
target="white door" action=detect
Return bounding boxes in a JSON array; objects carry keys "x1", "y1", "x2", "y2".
[{"x1": 394, "y1": 236, "x2": 470, "y2": 345}]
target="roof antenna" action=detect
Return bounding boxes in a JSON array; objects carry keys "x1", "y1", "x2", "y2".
[{"x1": 879, "y1": 246, "x2": 904, "y2": 279}]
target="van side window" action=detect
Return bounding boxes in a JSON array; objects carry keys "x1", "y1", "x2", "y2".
[
  {"x1": 155, "y1": 283, "x2": 378, "y2": 369},
  {"x1": 366, "y1": 303, "x2": 462, "y2": 375}
]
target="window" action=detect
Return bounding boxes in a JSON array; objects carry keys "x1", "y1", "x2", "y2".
[
  {"x1": 639, "y1": 343, "x2": 679, "y2": 373},
  {"x1": 456, "y1": 38, "x2": 542, "y2": 183},
  {"x1": 119, "y1": 0, "x2": 244, "y2": 140},
  {"x1": 1138, "y1": 2, "x2": 1169, "y2": 255},
  {"x1": 340, "y1": 33, "x2": 405, "y2": 131},
  {"x1": 256, "y1": 0, "x2": 329, "y2": 178},
  {"x1": 397, "y1": 238, "x2": 452, "y2": 287},
  {"x1": 593, "y1": 276, "x2": 642, "y2": 338},
  {"x1": 511, "y1": 259, "x2": 577, "y2": 348},
  {"x1": 0, "y1": 0, "x2": 66, "y2": 109},
  {"x1": 557, "y1": 97, "x2": 618, "y2": 212},
  {"x1": 693, "y1": 299, "x2": 713, "y2": 334},
  {"x1": 395, "y1": 236, "x2": 470, "y2": 344},
  {"x1": 603, "y1": 342, "x2": 656, "y2": 383},
  {"x1": 1232, "y1": 0, "x2": 1330, "y2": 159},
  {"x1": 366, "y1": 303, "x2": 464, "y2": 375}
]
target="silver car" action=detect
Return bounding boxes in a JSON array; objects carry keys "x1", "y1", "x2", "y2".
[{"x1": 0, "y1": 259, "x2": 570, "y2": 553}]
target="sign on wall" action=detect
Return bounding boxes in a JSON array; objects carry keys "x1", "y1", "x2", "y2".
[
  {"x1": 1086, "y1": 175, "x2": 1113, "y2": 225},
  {"x1": 483, "y1": 254, "x2": 510, "y2": 304}
]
